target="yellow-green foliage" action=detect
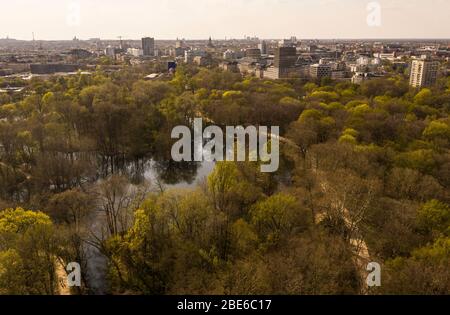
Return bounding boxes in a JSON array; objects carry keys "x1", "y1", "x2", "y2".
[{"x1": 0, "y1": 208, "x2": 52, "y2": 234}]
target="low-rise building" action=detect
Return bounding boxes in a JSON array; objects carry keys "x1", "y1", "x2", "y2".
[
  {"x1": 220, "y1": 61, "x2": 239, "y2": 72},
  {"x1": 310, "y1": 63, "x2": 332, "y2": 79},
  {"x1": 30, "y1": 63, "x2": 79, "y2": 74},
  {"x1": 127, "y1": 48, "x2": 143, "y2": 57}
]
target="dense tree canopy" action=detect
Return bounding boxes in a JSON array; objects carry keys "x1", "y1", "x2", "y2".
[{"x1": 0, "y1": 64, "x2": 449, "y2": 295}]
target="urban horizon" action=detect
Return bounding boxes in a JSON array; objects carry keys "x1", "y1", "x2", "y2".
[{"x1": 3, "y1": 36, "x2": 450, "y2": 41}]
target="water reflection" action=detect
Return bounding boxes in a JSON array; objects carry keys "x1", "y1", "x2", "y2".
[
  {"x1": 104, "y1": 157, "x2": 215, "y2": 189},
  {"x1": 85, "y1": 157, "x2": 215, "y2": 294},
  {"x1": 149, "y1": 159, "x2": 215, "y2": 188}
]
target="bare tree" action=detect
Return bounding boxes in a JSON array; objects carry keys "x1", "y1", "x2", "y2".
[{"x1": 95, "y1": 175, "x2": 149, "y2": 237}]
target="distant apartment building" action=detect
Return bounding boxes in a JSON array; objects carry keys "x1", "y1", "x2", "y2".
[
  {"x1": 246, "y1": 48, "x2": 261, "y2": 59},
  {"x1": 127, "y1": 48, "x2": 143, "y2": 57},
  {"x1": 264, "y1": 47, "x2": 298, "y2": 79},
  {"x1": 274, "y1": 47, "x2": 297, "y2": 68},
  {"x1": 310, "y1": 63, "x2": 332, "y2": 80},
  {"x1": 355, "y1": 56, "x2": 381, "y2": 68},
  {"x1": 409, "y1": 55, "x2": 439, "y2": 88},
  {"x1": 142, "y1": 37, "x2": 155, "y2": 56},
  {"x1": 258, "y1": 40, "x2": 268, "y2": 55}
]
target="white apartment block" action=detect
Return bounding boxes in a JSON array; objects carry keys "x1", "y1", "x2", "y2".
[{"x1": 409, "y1": 55, "x2": 439, "y2": 88}]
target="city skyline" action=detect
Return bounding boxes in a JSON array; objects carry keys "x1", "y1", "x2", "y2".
[{"x1": 1, "y1": 0, "x2": 450, "y2": 41}]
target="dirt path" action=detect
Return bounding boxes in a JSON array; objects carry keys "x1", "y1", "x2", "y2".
[
  {"x1": 260, "y1": 128, "x2": 372, "y2": 289},
  {"x1": 316, "y1": 182, "x2": 371, "y2": 294},
  {"x1": 200, "y1": 114, "x2": 372, "y2": 292},
  {"x1": 56, "y1": 260, "x2": 71, "y2": 295}
]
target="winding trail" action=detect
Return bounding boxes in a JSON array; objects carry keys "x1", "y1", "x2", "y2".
[
  {"x1": 275, "y1": 133, "x2": 372, "y2": 293},
  {"x1": 201, "y1": 115, "x2": 373, "y2": 277},
  {"x1": 56, "y1": 260, "x2": 71, "y2": 295}
]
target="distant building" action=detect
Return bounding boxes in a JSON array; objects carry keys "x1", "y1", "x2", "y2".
[
  {"x1": 127, "y1": 48, "x2": 143, "y2": 57},
  {"x1": 223, "y1": 49, "x2": 236, "y2": 60},
  {"x1": 0, "y1": 69, "x2": 13, "y2": 76},
  {"x1": 246, "y1": 48, "x2": 261, "y2": 59},
  {"x1": 258, "y1": 40, "x2": 268, "y2": 55},
  {"x1": 357, "y1": 56, "x2": 371, "y2": 66},
  {"x1": 278, "y1": 39, "x2": 295, "y2": 48},
  {"x1": 264, "y1": 47, "x2": 298, "y2": 79},
  {"x1": 194, "y1": 56, "x2": 210, "y2": 66},
  {"x1": 220, "y1": 61, "x2": 239, "y2": 73},
  {"x1": 264, "y1": 67, "x2": 298, "y2": 80},
  {"x1": 207, "y1": 37, "x2": 214, "y2": 48},
  {"x1": 352, "y1": 72, "x2": 383, "y2": 84},
  {"x1": 170, "y1": 47, "x2": 186, "y2": 58},
  {"x1": 238, "y1": 58, "x2": 258, "y2": 74},
  {"x1": 352, "y1": 72, "x2": 370, "y2": 84},
  {"x1": 185, "y1": 50, "x2": 207, "y2": 63},
  {"x1": 142, "y1": 37, "x2": 155, "y2": 56},
  {"x1": 409, "y1": 55, "x2": 439, "y2": 88},
  {"x1": 30, "y1": 64, "x2": 79, "y2": 75},
  {"x1": 331, "y1": 70, "x2": 346, "y2": 80},
  {"x1": 168, "y1": 61, "x2": 177, "y2": 72},
  {"x1": 105, "y1": 46, "x2": 116, "y2": 58},
  {"x1": 274, "y1": 47, "x2": 297, "y2": 68},
  {"x1": 310, "y1": 63, "x2": 332, "y2": 79},
  {"x1": 373, "y1": 52, "x2": 396, "y2": 61},
  {"x1": 175, "y1": 40, "x2": 184, "y2": 48},
  {"x1": 68, "y1": 49, "x2": 92, "y2": 59}
]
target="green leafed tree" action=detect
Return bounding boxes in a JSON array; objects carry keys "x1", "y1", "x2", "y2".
[{"x1": 0, "y1": 208, "x2": 58, "y2": 295}]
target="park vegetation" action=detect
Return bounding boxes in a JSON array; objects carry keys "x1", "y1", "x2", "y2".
[{"x1": 0, "y1": 63, "x2": 449, "y2": 294}]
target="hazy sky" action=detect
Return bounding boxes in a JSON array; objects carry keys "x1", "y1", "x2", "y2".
[{"x1": 1, "y1": 0, "x2": 449, "y2": 40}]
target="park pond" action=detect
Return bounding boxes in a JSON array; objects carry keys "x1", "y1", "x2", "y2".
[{"x1": 85, "y1": 158, "x2": 216, "y2": 294}]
